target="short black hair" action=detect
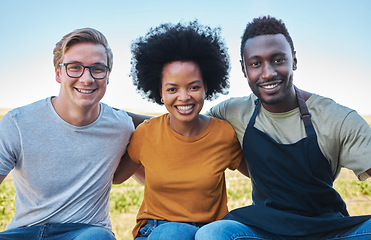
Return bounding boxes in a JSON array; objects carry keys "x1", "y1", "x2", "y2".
[
  {"x1": 130, "y1": 20, "x2": 230, "y2": 105},
  {"x1": 240, "y1": 16, "x2": 295, "y2": 59}
]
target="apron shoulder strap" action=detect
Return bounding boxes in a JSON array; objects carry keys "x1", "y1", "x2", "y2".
[
  {"x1": 294, "y1": 86, "x2": 315, "y2": 136},
  {"x1": 247, "y1": 98, "x2": 260, "y2": 128}
]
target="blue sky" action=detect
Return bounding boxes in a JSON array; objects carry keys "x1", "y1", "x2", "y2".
[{"x1": 1, "y1": 0, "x2": 370, "y2": 115}]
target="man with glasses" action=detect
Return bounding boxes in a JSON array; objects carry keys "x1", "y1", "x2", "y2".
[{"x1": 0, "y1": 28, "x2": 142, "y2": 239}]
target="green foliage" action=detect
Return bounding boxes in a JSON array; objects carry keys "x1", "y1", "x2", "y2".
[
  {"x1": 0, "y1": 180, "x2": 16, "y2": 230},
  {"x1": 359, "y1": 181, "x2": 371, "y2": 195},
  {"x1": 226, "y1": 174, "x2": 252, "y2": 209},
  {"x1": 0, "y1": 170, "x2": 370, "y2": 239},
  {"x1": 334, "y1": 179, "x2": 371, "y2": 197},
  {"x1": 110, "y1": 186, "x2": 143, "y2": 213}
]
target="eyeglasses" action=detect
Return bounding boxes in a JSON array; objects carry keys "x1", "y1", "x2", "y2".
[{"x1": 59, "y1": 63, "x2": 110, "y2": 79}]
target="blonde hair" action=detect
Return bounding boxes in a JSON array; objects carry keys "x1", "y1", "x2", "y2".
[{"x1": 53, "y1": 28, "x2": 113, "y2": 72}]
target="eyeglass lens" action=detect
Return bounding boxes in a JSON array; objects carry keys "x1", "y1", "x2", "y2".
[{"x1": 66, "y1": 63, "x2": 108, "y2": 79}]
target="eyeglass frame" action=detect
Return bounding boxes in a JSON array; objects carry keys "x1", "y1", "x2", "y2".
[{"x1": 59, "y1": 62, "x2": 110, "y2": 80}]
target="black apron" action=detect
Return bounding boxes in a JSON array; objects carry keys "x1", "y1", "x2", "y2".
[{"x1": 224, "y1": 87, "x2": 371, "y2": 236}]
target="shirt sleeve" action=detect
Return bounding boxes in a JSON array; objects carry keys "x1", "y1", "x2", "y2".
[
  {"x1": 0, "y1": 112, "x2": 20, "y2": 175},
  {"x1": 338, "y1": 111, "x2": 371, "y2": 181},
  {"x1": 127, "y1": 120, "x2": 148, "y2": 165},
  {"x1": 208, "y1": 100, "x2": 228, "y2": 120}
]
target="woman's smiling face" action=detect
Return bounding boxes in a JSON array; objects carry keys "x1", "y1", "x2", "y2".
[{"x1": 161, "y1": 61, "x2": 206, "y2": 124}]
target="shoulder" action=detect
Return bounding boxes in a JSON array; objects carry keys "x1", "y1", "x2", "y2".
[
  {"x1": 209, "y1": 117, "x2": 239, "y2": 140},
  {"x1": 209, "y1": 95, "x2": 256, "y2": 119},
  {"x1": 102, "y1": 104, "x2": 130, "y2": 119},
  {"x1": 211, "y1": 117, "x2": 235, "y2": 131},
  {"x1": 308, "y1": 94, "x2": 353, "y2": 114},
  {"x1": 3, "y1": 98, "x2": 50, "y2": 120},
  {"x1": 134, "y1": 114, "x2": 168, "y2": 133},
  {"x1": 307, "y1": 94, "x2": 356, "y2": 125},
  {"x1": 99, "y1": 104, "x2": 135, "y2": 134},
  {"x1": 101, "y1": 104, "x2": 133, "y2": 123},
  {"x1": 212, "y1": 95, "x2": 255, "y2": 111}
]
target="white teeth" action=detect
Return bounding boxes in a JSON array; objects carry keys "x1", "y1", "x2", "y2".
[
  {"x1": 177, "y1": 105, "x2": 192, "y2": 111},
  {"x1": 77, "y1": 89, "x2": 94, "y2": 94},
  {"x1": 262, "y1": 83, "x2": 278, "y2": 89}
]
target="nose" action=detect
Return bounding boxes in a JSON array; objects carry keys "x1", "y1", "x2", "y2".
[
  {"x1": 178, "y1": 89, "x2": 191, "y2": 101},
  {"x1": 261, "y1": 63, "x2": 277, "y2": 80},
  {"x1": 79, "y1": 68, "x2": 95, "y2": 84}
]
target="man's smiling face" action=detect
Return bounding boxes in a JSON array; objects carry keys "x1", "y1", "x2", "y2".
[{"x1": 241, "y1": 34, "x2": 297, "y2": 112}]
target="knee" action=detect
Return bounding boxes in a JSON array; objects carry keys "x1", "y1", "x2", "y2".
[
  {"x1": 74, "y1": 225, "x2": 115, "y2": 240},
  {"x1": 195, "y1": 220, "x2": 249, "y2": 240},
  {"x1": 353, "y1": 219, "x2": 371, "y2": 235},
  {"x1": 148, "y1": 222, "x2": 198, "y2": 240},
  {"x1": 195, "y1": 221, "x2": 224, "y2": 240}
]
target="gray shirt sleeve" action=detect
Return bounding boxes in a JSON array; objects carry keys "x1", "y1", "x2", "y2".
[{"x1": 0, "y1": 111, "x2": 21, "y2": 175}]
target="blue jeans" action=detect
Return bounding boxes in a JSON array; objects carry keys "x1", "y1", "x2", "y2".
[
  {"x1": 0, "y1": 223, "x2": 115, "y2": 240},
  {"x1": 195, "y1": 219, "x2": 371, "y2": 240},
  {"x1": 135, "y1": 219, "x2": 206, "y2": 240}
]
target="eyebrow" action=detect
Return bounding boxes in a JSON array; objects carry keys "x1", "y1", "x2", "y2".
[
  {"x1": 164, "y1": 82, "x2": 177, "y2": 87},
  {"x1": 164, "y1": 80, "x2": 202, "y2": 87},
  {"x1": 187, "y1": 80, "x2": 203, "y2": 85},
  {"x1": 65, "y1": 61, "x2": 107, "y2": 66},
  {"x1": 245, "y1": 52, "x2": 287, "y2": 61}
]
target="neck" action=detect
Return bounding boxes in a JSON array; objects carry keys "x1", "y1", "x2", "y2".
[
  {"x1": 51, "y1": 97, "x2": 100, "y2": 126},
  {"x1": 262, "y1": 99, "x2": 297, "y2": 113},
  {"x1": 169, "y1": 114, "x2": 210, "y2": 138},
  {"x1": 262, "y1": 87, "x2": 312, "y2": 113}
]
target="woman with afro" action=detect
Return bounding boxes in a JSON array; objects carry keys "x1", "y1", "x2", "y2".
[{"x1": 115, "y1": 20, "x2": 244, "y2": 240}]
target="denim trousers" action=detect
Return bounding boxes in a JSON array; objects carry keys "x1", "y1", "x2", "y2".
[
  {"x1": 135, "y1": 219, "x2": 206, "y2": 240},
  {"x1": 195, "y1": 219, "x2": 371, "y2": 240},
  {"x1": 0, "y1": 223, "x2": 116, "y2": 240}
]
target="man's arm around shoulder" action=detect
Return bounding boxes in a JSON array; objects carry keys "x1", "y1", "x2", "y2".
[
  {"x1": 367, "y1": 168, "x2": 371, "y2": 178},
  {"x1": 126, "y1": 112, "x2": 151, "y2": 128},
  {"x1": 113, "y1": 152, "x2": 141, "y2": 184}
]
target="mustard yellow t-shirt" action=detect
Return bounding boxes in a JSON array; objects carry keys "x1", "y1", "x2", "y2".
[{"x1": 127, "y1": 113, "x2": 242, "y2": 237}]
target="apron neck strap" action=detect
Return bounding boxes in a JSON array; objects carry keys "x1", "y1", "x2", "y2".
[
  {"x1": 295, "y1": 86, "x2": 315, "y2": 136},
  {"x1": 249, "y1": 86, "x2": 315, "y2": 137},
  {"x1": 247, "y1": 98, "x2": 260, "y2": 128}
]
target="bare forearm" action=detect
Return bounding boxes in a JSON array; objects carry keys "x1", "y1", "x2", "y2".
[
  {"x1": 132, "y1": 165, "x2": 145, "y2": 185},
  {"x1": 0, "y1": 174, "x2": 7, "y2": 185},
  {"x1": 237, "y1": 156, "x2": 250, "y2": 178},
  {"x1": 366, "y1": 168, "x2": 371, "y2": 177},
  {"x1": 113, "y1": 153, "x2": 141, "y2": 184}
]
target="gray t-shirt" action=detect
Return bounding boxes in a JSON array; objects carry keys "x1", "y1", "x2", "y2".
[
  {"x1": 0, "y1": 97, "x2": 134, "y2": 230},
  {"x1": 209, "y1": 94, "x2": 371, "y2": 181}
]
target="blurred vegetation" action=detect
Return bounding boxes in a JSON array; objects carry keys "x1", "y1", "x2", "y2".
[
  {"x1": 1, "y1": 169, "x2": 370, "y2": 239},
  {"x1": 0, "y1": 109, "x2": 370, "y2": 239},
  {"x1": 0, "y1": 181, "x2": 16, "y2": 228}
]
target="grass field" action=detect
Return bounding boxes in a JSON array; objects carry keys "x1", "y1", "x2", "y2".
[
  {"x1": 0, "y1": 110, "x2": 370, "y2": 239},
  {"x1": 1, "y1": 169, "x2": 370, "y2": 240}
]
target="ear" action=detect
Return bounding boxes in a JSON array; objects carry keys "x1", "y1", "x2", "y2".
[
  {"x1": 55, "y1": 67, "x2": 62, "y2": 83},
  {"x1": 240, "y1": 59, "x2": 248, "y2": 78},
  {"x1": 292, "y1": 51, "x2": 298, "y2": 71}
]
